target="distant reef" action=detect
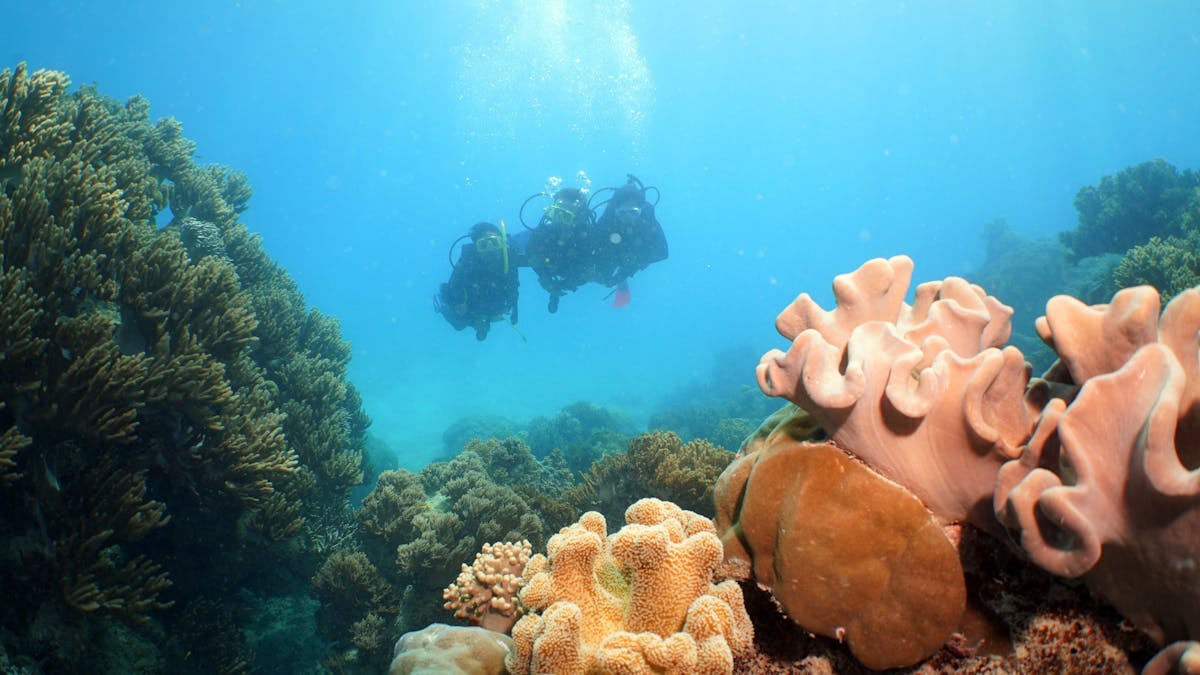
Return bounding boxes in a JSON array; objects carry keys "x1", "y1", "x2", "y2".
[{"x1": 0, "y1": 63, "x2": 368, "y2": 672}]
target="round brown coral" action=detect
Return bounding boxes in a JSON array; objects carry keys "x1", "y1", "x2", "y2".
[{"x1": 715, "y1": 438, "x2": 965, "y2": 670}]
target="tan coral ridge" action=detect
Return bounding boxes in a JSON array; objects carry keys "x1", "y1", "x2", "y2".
[{"x1": 507, "y1": 498, "x2": 752, "y2": 675}]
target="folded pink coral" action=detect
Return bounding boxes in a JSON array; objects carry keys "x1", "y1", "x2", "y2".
[
  {"x1": 996, "y1": 286, "x2": 1200, "y2": 651},
  {"x1": 757, "y1": 255, "x2": 1038, "y2": 531}
]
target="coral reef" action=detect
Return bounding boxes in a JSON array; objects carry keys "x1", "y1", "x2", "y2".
[
  {"x1": 728, "y1": 255, "x2": 1200, "y2": 672},
  {"x1": 317, "y1": 437, "x2": 571, "y2": 672},
  {"x1": 0, "y1": 63, "x2": 367, "y2": 671},
  {"x1": 568, "y1": 431, "x2": 733, "y2": 524},
  {"x1": 508, "y1": 498, "x2": 753, "y2": 675},
  {"x1": 525, "y1": 401, "x2": 635, "y2": 474},
  {"x1": 996, "y1": 285, "x2": 1200, "y2": 660},
  {"x1": 1061, "y1": 158, "x2": 1200, "y2": 260}
]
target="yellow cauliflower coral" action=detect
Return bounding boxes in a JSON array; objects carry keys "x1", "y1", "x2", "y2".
[{"x1": 507, "y1": 499, "x2": 752, "y2": 675}]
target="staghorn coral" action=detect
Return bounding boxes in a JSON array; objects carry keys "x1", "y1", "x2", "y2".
[
  {"x1": 757, "y1": 254, "x2": 1039, "y2": 533},
  {"x1": 442, "y1": 540, "x2": 532, "y2": 633},
  {"x1": 714, "y1": 432, "x2": 965, "y2": 671},
  {"x1": 995, "y1": 285, "x2": 1200, "y2": 666},
  {"x1": 508, "y1": 498, "x2": 753, "y2": 675},
  {"x1": 0, "y1": 425, "x2": 28, "y2": 485}
]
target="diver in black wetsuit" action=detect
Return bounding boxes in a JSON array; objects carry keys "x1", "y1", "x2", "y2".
[
  {"x1": 589, "y1": 175, "x2": 668, "y2": 291},
  {"x1": 524, "y1": 186, "x2": 597, "y2": 313},
  {"x1": 434, "y1": 222, "x2": 519, "y2": 340}
]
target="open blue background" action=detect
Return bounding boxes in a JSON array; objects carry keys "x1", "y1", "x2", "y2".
[{"x1": 7, "y1": 1, "x2": 1199, "y2": 467}]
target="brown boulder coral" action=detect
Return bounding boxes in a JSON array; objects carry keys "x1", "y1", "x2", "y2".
[{"x1": 714, "y1": 429, "x2": 965, "y2": 670}]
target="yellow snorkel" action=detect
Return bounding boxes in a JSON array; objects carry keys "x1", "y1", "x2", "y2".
[{"x1": 498, "y1": 219, "x2": 510, "y2": 275}]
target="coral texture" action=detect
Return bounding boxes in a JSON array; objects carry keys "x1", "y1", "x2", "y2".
[
  {"x1": 443, "y1": 540, "x2": 532, "y2": 633},
  {"x1": 568, "y1": 431, "x2": 734, "y2": 523},
  {"x1": 714, "y1": 430, "x2": 965, "y2": 670},
  {"x1": 757, "y1": 254, "x2": 1038, "y2": 531},
  {"x1": 389, "y1": 623, "x2": 513, "y2": 675},
  {"x1": 507, "y1": 498, "x2": 752, "y2": 675},
  {"x1": 996, "y1": 285, "x2": 1200, "y2": 653}
]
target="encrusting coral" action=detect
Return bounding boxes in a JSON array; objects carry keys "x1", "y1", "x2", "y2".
[
  {"x1": 389, "y1": 623, "x2": 514, "y2": 675},
  {"x1": 507, "y1": 498, "x2": 753, "y2": 675}
]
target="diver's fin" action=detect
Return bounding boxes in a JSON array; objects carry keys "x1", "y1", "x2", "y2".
[{"x1": 612, "y1": 280, "x2": 631, "y2": 308}]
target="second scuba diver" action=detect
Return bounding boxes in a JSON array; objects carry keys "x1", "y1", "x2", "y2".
[{"x1": 523, "y1": 186, "x2": 597, "y2": 313}]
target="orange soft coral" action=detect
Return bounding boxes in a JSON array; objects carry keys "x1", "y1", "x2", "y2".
[{"x1": 507, "y1": 499, "x2": 752, "y2": 675}]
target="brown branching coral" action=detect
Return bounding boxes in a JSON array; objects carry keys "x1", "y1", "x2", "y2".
[
  {"x1": 51, "y1": 460, "x2": 172, "y2": 618},
  {"x1": 0, "y1": 425, "x2": 29, "y2": 484},
  {"x1": 50, "y1": 315, "x2": 147, "y2": 445},
  {"x1": 569, "y1": 431, "x2": 734, "y2": 523},
  {"x1": 0, "y1": 62, "x2": 369, "y2": 671}
]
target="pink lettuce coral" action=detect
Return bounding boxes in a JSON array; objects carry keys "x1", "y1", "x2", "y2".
[
  {"x1": 996, "y1": 286, "x2": 1200, "y2": 665},
  {"x1": 757, "y1": 254, "x2": 1038, "y2": 532}
]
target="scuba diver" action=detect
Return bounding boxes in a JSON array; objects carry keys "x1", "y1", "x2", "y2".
[
  {"x1": 589, "y1": 174, "x2": 668, "y2": 305},
  {"x1": 521, "y1": 186, "x2": 599, "y2": 313},
  {"x1": 433, "y1": 221, "x2": 520, "y2": 340}
]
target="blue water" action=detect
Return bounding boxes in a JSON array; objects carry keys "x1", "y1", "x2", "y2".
[{"x1": 8, "y1": 1, "x2": 1199, "y2": 469}]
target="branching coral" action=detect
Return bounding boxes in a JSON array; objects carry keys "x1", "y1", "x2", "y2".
[
  {"x1": 1062, "y1": 158, "x2": 1200, "y2": 260},
  {"x1": 1112, "y1": 232, "x2": 1200, "y2": 304},
  {"x1": 568, "y1": 431, "x2": 733, "y2": 523},
  {"x1": 0, "y1": 62, "x2": 369, "y2": 671},
  {"x1": 508, "y1": 499, "x2": 752, "y2": 675}
]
